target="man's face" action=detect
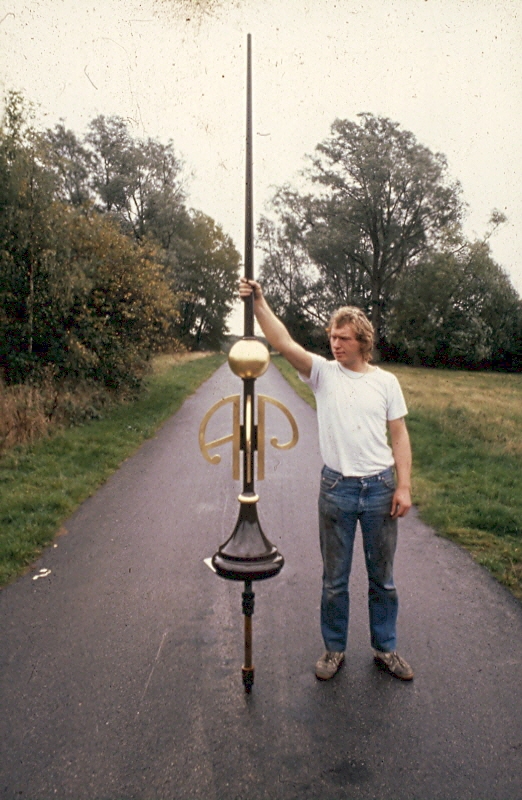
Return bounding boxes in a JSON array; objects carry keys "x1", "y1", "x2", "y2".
[{"x1": 329, "y1": 323, "x2": 364, "y2": 368}]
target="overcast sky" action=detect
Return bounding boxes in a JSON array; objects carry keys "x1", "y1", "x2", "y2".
[{"x1": 1, "y1": 0, "x2": 521, "y2": 333}]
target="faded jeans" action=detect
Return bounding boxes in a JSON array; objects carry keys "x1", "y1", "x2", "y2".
[{"x1": 318, "y1": 465, "x2": 399, "y2": 654}]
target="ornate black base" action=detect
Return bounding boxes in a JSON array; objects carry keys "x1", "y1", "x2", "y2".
[{"x1": 211, "y1": 551, "x2": 284, "y2": 581}]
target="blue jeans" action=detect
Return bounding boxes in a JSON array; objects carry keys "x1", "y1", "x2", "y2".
[{"x1": 318, "y1": 465, "x2": 399, "y2": 653}]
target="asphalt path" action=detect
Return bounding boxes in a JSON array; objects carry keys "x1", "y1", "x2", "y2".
[{"x1": 1, "y1": 361, "x2": 522, "y2": 800}]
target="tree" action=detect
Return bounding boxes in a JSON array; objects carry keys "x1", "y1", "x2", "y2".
[
  {"x1": 2, "y1": 97, "x2": 239, "y2": 384},
  {"x1": 388, "y1": 240, "x2": 522, "y2": 369},
  {"x1": 258, "y1": 114, "x2": 464, "y2": 351},
  {"x1": 169, "y1": 210, "x2": 240, "y2": 349},
  {"x1": 43, "y1": 113, "x2": 238, "y2": 351},
  {"x1": 0, "y1": 97, "x2": 181, "y2": 388},
  {"x1": 0, "y1": 92, "x2": 74, "y2": 381},
  {"x1": 85, "y1": 115, "x2": 186, "y2": 242},
  {"x1": 65, "y1": 212, "x2": 180, "y2": 388},
  {"x1": 256, "y1": 211, "x2": 329, "y2": 352},
  {"x1": 42, "y1": 123, "x2": 93, "y2": 207}
]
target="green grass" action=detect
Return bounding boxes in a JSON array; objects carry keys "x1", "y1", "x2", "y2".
[
  {"x1": 0, "y1": 353, "x2": 225, "y2": 587},
  {"x1": 273, "y1": 356, "x2": 522, "y2": 602}
]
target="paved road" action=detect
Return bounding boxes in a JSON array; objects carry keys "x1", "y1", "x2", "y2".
[{"x1": 1, "y1": 361, "x2": 521, "y2": 800}]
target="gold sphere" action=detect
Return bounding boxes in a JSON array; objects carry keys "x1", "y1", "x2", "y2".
[{"x1": 228, "y1": 338, "x2": 270, "y2": 379}]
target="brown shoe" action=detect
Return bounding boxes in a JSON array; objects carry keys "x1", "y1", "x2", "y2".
[
  {"x1": 374, "y1": 650, "x2": 414, "y2": 680},
  {"x1": 315, "y1": 651, "x2": 345, "y2": 680}
]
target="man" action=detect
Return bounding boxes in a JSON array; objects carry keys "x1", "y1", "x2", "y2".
[{"x1": 239, "y1": 277, "x2": 414, "y2": 681}]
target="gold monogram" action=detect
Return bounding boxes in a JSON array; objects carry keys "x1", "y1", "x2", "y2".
[{"x1": 199, "y1": 393, "x2": 299, "y2": 482}]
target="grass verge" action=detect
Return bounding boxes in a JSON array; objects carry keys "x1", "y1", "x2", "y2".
[
  {"x1": 0, "y1": 353, "x2": 225, "y2": 588},
  {"x1": 273, "y1": 356, "x2": 522, "y2": 602}
]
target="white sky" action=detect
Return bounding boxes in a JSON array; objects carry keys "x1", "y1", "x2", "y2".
[{"x1": 1, "y1": 0, "x2": 521, "y2": 334}]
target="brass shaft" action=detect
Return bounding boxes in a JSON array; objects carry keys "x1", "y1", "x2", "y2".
[
  {"x1": 244, "y1": 615, "x2": 252, "y2": 668},
  {"x1": 242, "y1": 578, "x2": 255, "y2": 692}
]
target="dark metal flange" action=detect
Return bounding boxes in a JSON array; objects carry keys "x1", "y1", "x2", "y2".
[{"x1": 211, "y1": 501, "x2": 284, "y2": 581}]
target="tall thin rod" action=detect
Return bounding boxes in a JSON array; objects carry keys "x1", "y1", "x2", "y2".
[
  {"x1": 242, "y1": 34, "x2": 256, "y2": 498},
  {"x1": 243, "y1": 34, "x2": 255, "y2": 693},
  {"x1": 244, "y1": 32, "x2": 254, "y2": 337}
]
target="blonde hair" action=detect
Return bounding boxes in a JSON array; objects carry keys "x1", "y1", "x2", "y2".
[{"x1": 326, "y1": 306, "x2": 375, "y2": 362}]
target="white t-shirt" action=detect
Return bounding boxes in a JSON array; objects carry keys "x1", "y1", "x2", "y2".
[{"x1": 300, "y1": 354, "x2": 408, "y2": 477}]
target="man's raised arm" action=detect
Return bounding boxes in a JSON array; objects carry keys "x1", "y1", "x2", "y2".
[{"x1": 239, "y1": 278, "x2": 313, "y2": 378}]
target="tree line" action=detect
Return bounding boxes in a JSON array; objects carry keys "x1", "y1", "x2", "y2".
[
  {"x1": 3, "y1": 94, "x2": 520, "y2": 401},
  {"x1": 0, "y1": 92, "x2": 240, "y2": 393},
  {"x1": 257, "y1": 113, "x2": 522, "y2": 370}
]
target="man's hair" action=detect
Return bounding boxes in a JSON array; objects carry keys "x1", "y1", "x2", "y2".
[{"x1": 326, "y1": 306, "x2": 375, "y2": 362}]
